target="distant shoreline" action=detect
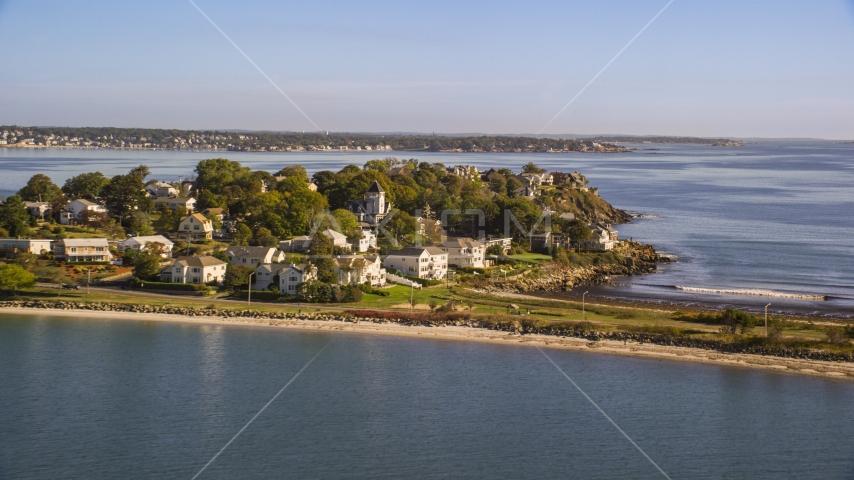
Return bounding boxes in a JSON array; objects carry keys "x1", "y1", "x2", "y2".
[{"x1": 4, "y1": 306, "x2": 853, "y2": 381}]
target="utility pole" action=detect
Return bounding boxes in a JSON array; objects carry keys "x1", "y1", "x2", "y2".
[
  {"x1": 765, "y1": 303, "x2": 771, "y2": 337},
  {"x1": 410, "y1": 282, "x2": 414, "y2": 312},
  {"x1": 248, "y1": 272, "x2": 254, "y2": 306},
  {"x1": 582, "y1": 291, "x2": 588, "y2": 321},
  {"x1": 87, "y1": 268, "x2": 91, "y2": 295}
]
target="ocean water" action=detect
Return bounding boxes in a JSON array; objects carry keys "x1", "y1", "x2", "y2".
[
  {"x1": 1, "y1": 142, "x2": 852, "y2": 314},
  {"x1": 1, "y1": 313, "x2": 853, "y2": 479}
]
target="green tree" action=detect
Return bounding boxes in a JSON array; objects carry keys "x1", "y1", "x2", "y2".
[
  {"x1": 274, "y1": 165, "x2": 309, "y2": 182},
  {"x1": 62, "y1": 172, "x2": 110, "y2": 198},
  {"x1": 0, "y1": 195, "x2": 31, "y2": 237},
  {"x1": 565, "y1": 220, "x2": 591, "y2": 248},
  {"x1": 152, "y1": 204, "x2": 177, "y2": 232},
  {"x1": 521, "y1": 162, "x2": 547, "y2": 174},
  {"x1": 233, "y1": 223, "x2": 252, "y2": 246},
  {"x1": 102, "y1": 165, "x2": 153, "y2": 225},
  {"x1": 18, "y1": 174, "x2": 63, "y2": 202},
  {"x1": 133, "y1": 244, "x2": 166, "y2": 281},
  {"x1": 364, "y1": 159, "x2": 388, "y2": 174},
  {"x1": 255, "y1": 227, "x2": 278, "y2": 248},
  {"x1": 0, "y1": 263, "x2": 37, "y2": 293},
  {"x1": 223, "y1": 264, "x2": 254, "y2": 291}
]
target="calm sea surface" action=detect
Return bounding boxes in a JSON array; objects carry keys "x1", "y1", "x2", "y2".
[
  {"x1": 1, "y1": 313, "x2": 853, "y2": 479},
  {"x1": 1, "y1": 142, "x2": 852, "y2": 315}
]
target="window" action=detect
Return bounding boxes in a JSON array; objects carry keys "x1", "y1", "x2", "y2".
[
  {"x1": 194, "y1": 226, "x2": 199, "y2": 230},
  {"x1": 192, "y1": 268, "x2": 200, "y2": 273}
]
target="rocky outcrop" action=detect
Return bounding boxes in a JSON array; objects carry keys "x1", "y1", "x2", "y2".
[{"x1": 481, "y1": 242, "x2": 668, "y2": 293}]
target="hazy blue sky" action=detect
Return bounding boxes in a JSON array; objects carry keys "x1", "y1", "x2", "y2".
[{"x1": 1, "y1": 0, "x2": 853, "y2": 138}]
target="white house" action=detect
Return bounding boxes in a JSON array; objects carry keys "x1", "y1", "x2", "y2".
[
  {"x1": 582, "y1": 223, "x2": 618, "y2": 251},
  {"x1": 279, "y1": 236, "x2": 311, "y2": 253},
  {"x1": 147, "y1": 182, "x2": 179, "y2": 198},
  {"x1": 279, "y1": 263, "x2": 317, "y2": 295},
  {"x1": 54, "y1": 238, "x2": 113, "y2": 262},
  {"x1": 322, "y1": 229, "x2": 351, "y2": 251},
  {"x1": 225, "y1": 246, "x2": 285, "y2": 267},
  {"x1": 520, "y1": 172, "x2": 554, "y2": 187},
  {"x1": 383, "y1": 246, "x2": 448, "y2": 280},
  {"x1": 118, "y1": 235, "x2": 174, "y2": 257},
  {"x1": 346, "y1": 181, "x2": 392, "y2": 225},
  {"x1": 178, "y1": 213, "x2": 213, "y2": 240},
  {"x1": 159, "y1": 256, "x2": 227, "y2": 284},
  {"x1": 432, "y1": 237, "x2": 486, "y2": 268},
  {"x1": 154, "y1": 196, "x2": 196, "y2": 213},
  {"x1": 24, "y1": 201, "x2": 51, "y2": 218},
  {"x1": 254, "y1": 263, "x2": 291, "y2": 290},
  {"x1": 334, "y1": 255, "x2": 386, "y2": 286},
  {"x1": 62, "y1": 199, "x2": 107, "y2": 225},
  {"x1": 0, "y1": 238, "x2": 52, "y2": 255},
  {"x1": 353, "y1": 230, "x2": 377, "y2": 252}
]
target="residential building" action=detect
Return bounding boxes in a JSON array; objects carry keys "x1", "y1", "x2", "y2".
[
  {"x1": 520, "y1": 172, "x2": 554, "y2": 187},
  {"x1": 225, "y1": 246, "x2": 285, "y2": 267},
  {"x1": 514, "y1": 186, "x2": 538, "y2": 197},
  {"x1": 254, "y1": 263, "x2": 291, "y2": 290},
  {"x1": 323, "y1": 229, "x2": 350, "y2": 250},
  {"x1": 279, "y1": 236, "x2": 311, "y2": 253},
  {"x1": 62, "y1": 198, "x2": 107, "y2": 225},
  {"x1": 177, "y1": 213, "x2": 213, "y2": 240},
  {"x1": 447, "y1": 165, "x2": 480, "y2": 180},
  {"x1": 0, "y1": 238, "x2": 53, "y2": 255},
  {"x1": 154, "y1": 196, "x2": 196, "y2": 213},
  {"x1": 346, "y1": 181, "x2": 392, "y2": 225},
  {"x1": 484, "y1": 236, "x2": 512, "y2": 254},
  {"x1": 147, "y1": 182, "x2": 179, "y2": 198},
  {"x1": 54, "y1": 238, "x2": 113, "y2": 262},
  {"x1": 383, "y1": 246, "x2": 448, "y2": 280},
  {"x1": 159, "y1": 256, "x2": 227, "y2": 284},
  {"x1": 24, "y1": 201, "x2": 51, "y2": 218},
  {"x1": 279, "y1": 263, "x2": 317, "y2": 295},
  {"x1": 431, "y1": 237, "x2": 486, "y2": 268},
  {"x1": 353, "y1": 230, "x2": 377, "y2": 252},
  {"x1": 528, "y1": 232, "x2": 553, "y2": 253},
  {"x1": 334, "y1": 255, "x2": 386, "y2": 286},
  {"x1": 201, "y1": 207, "x2": 225, "y2": 222},
  {"x1": 118, "y1": 235, "x2": 174, "y2": 257},
  {"x1": 582, "y1": 228, "x2": 615, "y2": 251}
]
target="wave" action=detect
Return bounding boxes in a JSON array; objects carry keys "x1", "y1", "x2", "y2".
[{"x1": 675, "y1": 286, "x2": 826, "y2": 301}]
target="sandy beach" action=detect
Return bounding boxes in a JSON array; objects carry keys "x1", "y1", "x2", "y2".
[{"x1": 4, "y1": 306, "x2": 853, "y2": 381}]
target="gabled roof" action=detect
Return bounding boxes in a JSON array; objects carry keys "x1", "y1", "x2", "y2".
[
  {"x1": 226, "y1": 246, "x2": 276, "y2": 258},
  {"x1": 174, "y1": 255, "x2": 227, "y2": 267},
  {"x1": 123, "y1": 235, "x2": 174, "y2": 247},
  {"x1": 181, "y1": 213, "x2": 209, "y2": 223},
  {"x1": 71, "y1": 198, "x2": 99, "y2": 206},
  {"x1": 387, "y1": 246, "x2": 445, "y2": 257},
  {"x1": 367, "y1": 181, "x2": 384, "y2": 193},
  {"x1": 323, "y1": 229, "x2": 347, "y2": 241},
  {"x1": 61, "y1": 238, "x2": 109, "y2": 247}
]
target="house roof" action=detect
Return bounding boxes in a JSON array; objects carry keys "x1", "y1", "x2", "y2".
[
  {"x1": 334, "y1": 254, "x2": 379, "y2": 268},
  {"x1": 387, "y1": 246, "x2": 445, "y2": 257},
  {"x1": 323, "y1": 229, "x2": 347, "y2": 241},
  {"x1": 226, "y1": 246, "x2": 275, "y2": 258},
  {"x1": 181, "y1": 213, "x2": 209, "y2": 223},
  {"x1": 367, "y1": 181, "x2": 384, "y2": 193},
  {"x1": 155, "y1": 196, "x2": 195, "y2": 203},
  {"x1": 72, "y1": 198, "x2": 99, "y2": 207},
  {"x1": 123, "y1": 235, "x2": 174, "y2": 247},
  {"x1": 438, "y1": 237, "x2": 484, "y2": 249},
  {"x1": 257, "y1": 263, "x2": 293, "y2": 274},
  {"x1": 174, "y1": 255, "x2": 226, "y2": 267},
  {"x1": 61, "y1": 238, "x2": 109, "y2": 247}
]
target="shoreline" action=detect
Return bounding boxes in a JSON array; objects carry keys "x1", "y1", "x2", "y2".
[{"x1": 4, "y1": 306, "x2": 853, "y2": 381}]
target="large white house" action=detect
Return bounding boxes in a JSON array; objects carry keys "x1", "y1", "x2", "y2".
[
  {"x1": 346, "y1": 181, "x2": 392, "y2": 225},
  {"x1": 54, "y1": 238, "x2": 113, "y2": 262},
  {"x1": 279, "y1": 263, "x2": 317, "y2": 295},
  {"x1": 432, "y1": 237, "x2": 486, "y2": 268},
  {"x1": 353, "y1": 230, "x2": 377, "y2": 252},
  {"x1": 159, "y1": 256, "x2": 227, "y2": 284},
  {"x1": 118, "y1": 235, "x2": 174, "y2": 257},
  {"x1": 24, "y1": 201, "x2": 51, "y2": 218},
  {"x1": 254, "y1": 263, "x2": 292, "y2": 290},
  {"x1": 383, "y1": 246, "x2": 448, "y2": 280},
  {"x1": 323, "y1": 229, "x2": 351, "y2": 251},
  {"x1": 178, "y1": 213, "x2": 213, "y2": 240},
  {"x1": 334, "y1": 255, "x2": 386, "y2": 286},
  {"x1": 582, "y1": 223, "x2": 619, "y2": 251},
  {"x1": 154, "y1": 196, "x2": 196, "y2": 213},
  {"x1": 226, "y1": 246, "x2": 285, "y2": 267},
  {"x1": 279, "y1": 236, "x2": 311, "y2": 253},
  {"x1": 147, "y1": 182, "x2": 179, "y2": 198},
  {"x1": 0, "y1": 238, "x2": 53, "y2": 255},
  {"x1": 61, "y1": 199, "x2": 107, "y2": 225}
]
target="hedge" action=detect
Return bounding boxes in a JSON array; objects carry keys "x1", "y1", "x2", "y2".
[
  {"x1": 233, "y1": 290, "x2": 283, "y2": 302},
  {"x1": 133, "y1": 281, "x2": 209, "y2": 292}
]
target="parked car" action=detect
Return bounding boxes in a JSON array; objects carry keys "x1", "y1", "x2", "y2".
[{"x1": 61, "y1": 283, "x2": 80, "y2": 290}]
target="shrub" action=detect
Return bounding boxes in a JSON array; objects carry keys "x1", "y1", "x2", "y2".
[{"x1": 131, "y1": 280, "x2": 209, "y2": 292}]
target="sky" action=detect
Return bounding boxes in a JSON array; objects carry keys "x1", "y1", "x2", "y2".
[{"x1": 1, "y1": 0, "x2": 853, "y2": 138}]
